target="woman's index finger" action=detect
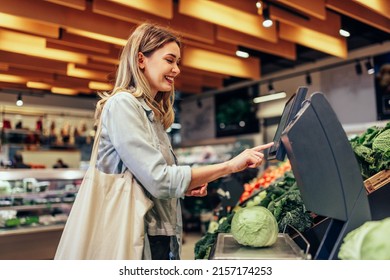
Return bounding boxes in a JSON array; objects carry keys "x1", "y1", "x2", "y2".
[{"x1": 252, "y1": 142, "x2": 274, "y2": 152}]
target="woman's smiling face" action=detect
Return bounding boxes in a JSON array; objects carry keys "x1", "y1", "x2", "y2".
[{"x1": 139, "y1": 41, "x2": 181, "y2": 98}]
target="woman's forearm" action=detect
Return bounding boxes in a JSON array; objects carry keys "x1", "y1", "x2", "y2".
[{"x1": 188, "y1": 162, "x2": 232, "y2": 189}]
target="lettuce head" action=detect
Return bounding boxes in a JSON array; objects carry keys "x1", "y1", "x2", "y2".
[{"x1": 231, "y1": 206, "x2": 278, "y2": 247}]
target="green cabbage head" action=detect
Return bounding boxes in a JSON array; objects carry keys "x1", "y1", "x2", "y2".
[
  {"x1": 338, "y1": 217, "x2": 390, "y2": 260},
  {"x1": 231, "y1": 206, "x2": 278, "y2": 247}
]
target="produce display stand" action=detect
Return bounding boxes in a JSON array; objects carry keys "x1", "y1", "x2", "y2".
[
  {"x1": 0, "y1": 169, "x2": 85, "y2": 259},
  {"x1": 210, "y1": 91, "x2": 373, "y2": 260},
  {"x1": 0, "y1": 225, "x2": 63, "y2": 260},
  {"x1": 281, "y1": 92, "x2": 371, "y2": 260},
  {"x1": 292, "y1": 169, "x2": 390, "y2": 257}
]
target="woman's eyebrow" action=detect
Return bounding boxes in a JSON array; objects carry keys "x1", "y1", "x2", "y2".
[{"x1": 167, "y1": 53, "x2": 180, "y2": 59}]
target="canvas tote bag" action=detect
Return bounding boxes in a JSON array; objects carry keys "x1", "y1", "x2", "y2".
[{"x1": 54, "y1": 117, "x2": 153, "y2": 260}]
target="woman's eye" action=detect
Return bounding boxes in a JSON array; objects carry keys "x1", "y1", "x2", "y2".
[{"x1": 166, "y1": 59, "x2": 173, "y2": 63}]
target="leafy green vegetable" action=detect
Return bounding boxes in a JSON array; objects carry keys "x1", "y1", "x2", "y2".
[
  {"x1": 338, "y1": 218, "x2": 390, "y2": 260},
  {"x1": 349, "y1": 121, "x2": 390, "y2": 179},
  {"x1": 194, "y1": 212, "x2": 234, "y2": 259},
  {"x1": 338, "y1": 221, "x2": 378, "y2": 260},
  {"x1": 372, "y1": 128, "x2": 390, "y2": 153},
  {"x1": 231, "y1": 206, "x2": 278, "y2": 247},
  {"x1": 259, "y1": 174, "x2": 313, "y2": 233},
  {"x1": 194, "y1": 233, "x2": 217, "y2": 260},
  {"x1": 361, "y1": 218, "x2": 390, "y2": 260}
]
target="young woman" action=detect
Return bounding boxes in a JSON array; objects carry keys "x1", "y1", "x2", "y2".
[{"x1": 94, "y1": 23, "x2": 273, "y2": 260}]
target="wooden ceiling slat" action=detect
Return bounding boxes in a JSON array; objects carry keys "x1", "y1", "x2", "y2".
[
  {"x1": 327, "y1": 0, "x2": 390, "y2": 33},
  {"x1": 269, "y1": 6, "x2": 341, "y2": 38},
  {"x1": 67, "y1": 63, "x2": 110, "y2": 81},
  {"x1": 177, "y1": 72, "x2": 223, "y2": 89},
  {"x1": 45, "y1": 41, "x2": 113, "y2": 59},
  {"x1": 53, "y1": 74, "x2": 91, "y2": 88},
  {"x1": 44, "y1": 0, "x2": 86, "y2": 11},
  {"x1": 179, "y1": 0, "x2": 277, "y2": 43},
  {"x1": 1, "y1": 67, "x2": 55, "y2": 82},
  {"x1": 47, "y1": 30, "x2": 112, "y2": 54},
  {"x1": 85, "y1": 59, "x2": 116, "y2": 72},
  {"x1": 0, "y1": 12, "x2": 59, "y2": 38},
  {"x1": 276, "y1": 0, "x2": 326, "y2": 20},
  {"x1": 217, "y1": 26, "x2": 296, "y2": 60},
  {"x1": 279, "y1": 23, "x2": 347, "y2": 58},
  {"x1": 182, "y1": 39, "x2": 236, "y2": 57},
  {"x1": 0, "y1": 81, "x2": 29, "y2": 89},
  {"x1": 352, "y1": 0, "x2": 390, "y2": 20},
  {"x1": 182, "y1": 46, "x2": 261, "y2": 79},
  {"x1": 106, "y1": 0, "x2": 173, "y2": 19},
  {"x1": 179, "y1": 66, "x2": 229, "y2": 80},
  {"x1": 0, "y1": 29, "x2": 88, "y2": 64},
  {"x1": 212, "y1": 0, "x2": 258, "y2": 14},
  {"x1": 0, "y1": 63, "x2": 9, "y2": 71},
  {"x1": 0, "y1": 0, "x2": 134, "y2": 40},
  {"x1": 92, "y1": 0, "x2": 216, "y2": 45},
  {"x1": 0, "y1": 51, "x2": 67, "y2": 74}
]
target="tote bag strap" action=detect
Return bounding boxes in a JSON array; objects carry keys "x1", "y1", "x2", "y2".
[{"x1": 89, "y1": 116, "x2": 103, "y2": 167}]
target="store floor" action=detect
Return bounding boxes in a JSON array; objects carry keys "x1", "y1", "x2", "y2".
[{"x1": 181, "y1": 231, "x2": 203, "y2": 260}]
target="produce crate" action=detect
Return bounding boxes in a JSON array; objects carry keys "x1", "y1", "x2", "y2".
[
  {"x1": 365, "y1": 169, "x2": 390, "y2": 220},
  {"x1": 364, "y1": 169, "x2": 390, "y2": 194}
]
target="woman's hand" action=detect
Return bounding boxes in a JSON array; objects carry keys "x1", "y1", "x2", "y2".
[
  {"x1": 187, "y1": 142, "x2": 274, "y2": 193},
  {"x1": 227, "y1": 142, "x2": 274, "y2": 173},
  {"x1": 185, "y1": 183, "x2": 208, "y2": 197}
]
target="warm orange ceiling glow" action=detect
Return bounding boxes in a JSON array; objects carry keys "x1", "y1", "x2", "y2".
[
  {"x1": 179, "y1": 0, "x2": 277, "y2": 42},
  {"x1": 0, "y1": 63, "x2": 9, "y2": 71},
  {"x1": 0, "y1": 29, "x2": 88, "y2": 64},
  {"x1": 0, "y1": 73, "x2": 27, "y2": 83},
  {"x1": 26, "y1": 81, "x2": 52, "y2": 90},
  {"x1": 66, "y1": 27, "x2": 127, "y2": 46},
  {"x1": 277, "y1": 0, "x2": 326, "y2": 20},
  {"x1": 89, "y1": 55, "x2": 119, "y2": 66},
  {"x1": 88, "y1": 81, "x2": 113, "y2": 91},
  {"x1": 51, "y1": 87, "x2": 79, "y2": 95},
  {"x1": 107, "y1": 0, "x2": 173, "y2": 19},
  {"x1": 182, "y1": 47, "x2": 260, "y2": 79},
  {"x1": 352, "y1": 0, "x2": 390, "y2": 19},
  {"x1": 67, "y1": 63, "x2": 109, "y2": 81},
  {"x1": 279, "y1": 23, "x2": 347, "y2": 58},
  {"x1": 0, "y1": 12, "x2": 59, "y2": 38},
  {"x1": 44, "y1": 0, "x2": 86, "y2": 10}
]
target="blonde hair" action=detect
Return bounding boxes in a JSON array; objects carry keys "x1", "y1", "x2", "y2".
[{"x1": 95, "y1": 23, "x2": 181, "y2": 129}]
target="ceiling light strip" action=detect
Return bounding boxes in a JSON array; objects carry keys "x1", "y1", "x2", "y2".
[{"x1": 253, "y1": 92, "x2": 287, "y2": 103}]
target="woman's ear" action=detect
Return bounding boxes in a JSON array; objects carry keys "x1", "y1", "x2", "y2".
[{"x1": 138, "y1": 52, "x2": 145, "y2": 70}]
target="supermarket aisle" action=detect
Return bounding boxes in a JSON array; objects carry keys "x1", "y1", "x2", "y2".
[{"x1": 181, "y1": 232, "x2": 203, "y2": 260}]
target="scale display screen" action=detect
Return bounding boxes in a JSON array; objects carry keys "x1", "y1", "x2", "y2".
[{"x1": 267, "y1": 87, "x2": 307, "y2": 161}]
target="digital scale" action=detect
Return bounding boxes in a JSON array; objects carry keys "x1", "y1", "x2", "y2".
[{"x1": 211, "y1": 87, "x2": 372, "y2": 260}]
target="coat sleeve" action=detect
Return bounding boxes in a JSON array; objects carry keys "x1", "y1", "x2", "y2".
[{"x1": 103, "y1": 93, "x2": 191, "y2": 199}]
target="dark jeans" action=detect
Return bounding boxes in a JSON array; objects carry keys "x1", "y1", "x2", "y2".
[{"x1": 148, "y1": 235, "x2": 171, "y2": 260}]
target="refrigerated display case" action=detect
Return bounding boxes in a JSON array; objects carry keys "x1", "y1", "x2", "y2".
[{"x1": 0, "y1": 168, "x2": 85, "y2": 259}]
